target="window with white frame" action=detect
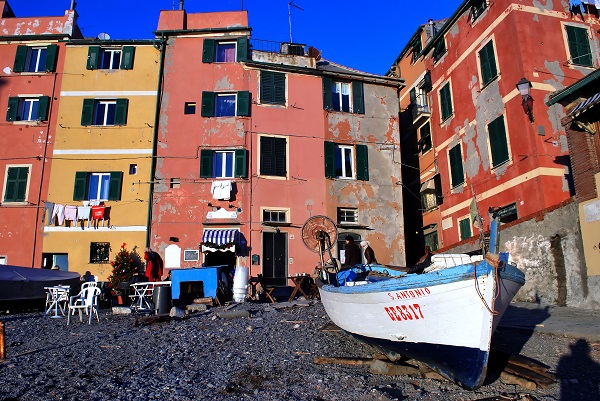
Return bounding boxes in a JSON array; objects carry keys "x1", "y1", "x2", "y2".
[
  {"x1": 81, "y1": 98, "x2": 129, "y2": 126},
  {"x1": 213, "y1": 151, "x2": 235, "y2": 178},
  {"x1": 324, "y1": 142, "x2": 369, "y2": 181},
  {"x1": 337, "y1": 208, "x2": 358, "y2": 224},
  {"x1": 184, "y1": 250, "x2": 200, "y2": 262},
  {"x1": 25, "y1": 47, "x2": 47, "y2": 72},
  {"x1": 336, "y1": 145, "x2": 355, "y2": 179},
  {"x1": 201, "y1": 91, "x2": 251, "y2": 118},
  {"x1": 6, "y1": 96, "x2": 50, "y2": 122},
  {"x1": 202, "y1": 38, "x2": 249, "y2": 63},
  {"x1": 13, "y1": 45, "x2": 58, "y2": 73},
  {"x1": 215, "y1": 94, "x2": 236, "y2": 117},
  {"x1": 333, "y1": 82, "x2": 351, "y2": 112},
  {"x1": 3, "y1": 165, "x2": 30, "y2": 203},
  {"x1": 263, "y1": 209, "x2": 288, "y2": 223},
  {"x1": 100, "y1": 49, "x2": 121, "y2": 69},
  {"x1": 200, "y1": 149, "x2": 248, "y2": 179},
  {"x1": 94, "y1": 100, "x2": 116, "y2": 125},
  {"x1": 216, "y1": 42, "x2": 236, "y2": 62},
  {"x1": 322, "y1": 77, "x2": 365, "y2": 114},
  {"x1": 73, "y1": 171, "x2": 123, "y2": 201},
  {"x1": 86, "y1": 46, "x2": 135, "y2": 70}
]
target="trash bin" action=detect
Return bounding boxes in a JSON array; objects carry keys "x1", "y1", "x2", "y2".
[{"x1": 153, "y1": 286, "x2": 172, "y2": 315}]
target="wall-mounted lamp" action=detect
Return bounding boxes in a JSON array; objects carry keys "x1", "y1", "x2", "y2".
[
  {"x1": 207, "y1": 202, "x2": 213, "y2": 207},
  {"x1": 275, "y1": 227, "x2": 281, "y2": 234},
  {"x1": 516, "y1": 77, "x2": 534, "y2": 123},
  {"x1": 228, "y1": 204, "x2": 235, "y2": 209}
]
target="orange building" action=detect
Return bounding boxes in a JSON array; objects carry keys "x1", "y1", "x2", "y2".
[
  {"x1": 151, "y1": 8, "x2": 404, "y2": 286},
  {"x1": 0, "y1": 0, "x2": 81, "y2": 267}
]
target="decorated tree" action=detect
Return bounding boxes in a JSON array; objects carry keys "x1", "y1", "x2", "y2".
[{"x1": 107, "y1": 243, "x2": 139, "y2": 291}]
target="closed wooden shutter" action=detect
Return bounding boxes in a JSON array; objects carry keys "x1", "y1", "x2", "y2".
[
  {"x1": 38, "y1": 96, "x2": 50, "y2": 121},
  {"x1": 352, "y1": 81, "x2": 365, "y2": 114},
  {"x1": 108, "y1": 172, "x2": 123, "y2": 201},
  {"x1": 200, "y1": 149, "x2": 213, "y2": 178},
  {"x1": 355, "y1": 144, "x2": 369, "y2": 181},
  {"x1": 201, "y1": 92, "x2": 215, "y2": 117},
  {"x1": 13, "y1": 46, "x2": 28, "y2": 73},
  {"x1": 202, "y1": 39, "x2": 215, "y2": 63},
  {"x1": 237, "y1": 91, "x2": 250, "y2": 116},
  {"x1": 440, "y1": 84, "x2": 453, "y2": 121},
  {"x1": 322, "y1": 76, "x2": 333, "y2": 110},
  {"x1": 81, "y1": 99, "x2": 95, "y2": 125},
  {"x1": 87, "y1": 46, "x2": 100, "y2": 70},
  {"x1": 488, "y1": 115, "x2": 509, "y2": 167},
  {"x1": 73, "y1": 172, "x2": 88, "y2": 201},
  {"x1": 449, "y1": 144, "x2": 464, "y2": 187},
  {"x1": 479, "y1": 41, "x2": 497, "y2": 86},
  {"x1": 324, "y1": 141, "x2": 336, "y2": 178},
  {"x1": 7, "y1": 97, "x2": 19, "y2": 122},
  {"x1": 234, "y1": 149, "x2": 248, "y2": 178},
  {"x1": 45, "y1": 44, "x2": 58, "y2": 72},
  {"x1": 115, "y1": 98, "x2": 129, "y2": 125},
  {"x1": 120, "y1": 46, "x2": 135, "y2": 70},
  {"x1": 260, "y1": 137, "x2": 286, "y2": 176},
  {"x1": 4, "y1": 167, "x2": 29, "y2": 202},
  {"x1": 236, "y1": 37, "x2": 248, "y2": 62},
  {"x1": 566, "y1": 25, "x2": 592, "y2": 67},
  {"x1": 434, "y1": 174, "x2": 443, "y2": 205},
  {"x1": 459, "y1": 218, "x2": 472, "y2": 240}
]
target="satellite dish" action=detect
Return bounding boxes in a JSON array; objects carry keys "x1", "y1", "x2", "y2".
[{"x1": 97, "y1": 32, "x2": 110, "y2": 40}]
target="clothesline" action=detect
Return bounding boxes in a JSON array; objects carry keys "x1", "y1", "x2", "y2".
[{"x1": 42, "y1": 201, "x2": 110, "y2": 228}]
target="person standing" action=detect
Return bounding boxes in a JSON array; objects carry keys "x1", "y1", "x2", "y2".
[
  {"x1": 360, "y1": 241, "x2": 378, "y2": 264},
  {"x1": 343, "y1": 235, "x2": 362, "y2": 267}
]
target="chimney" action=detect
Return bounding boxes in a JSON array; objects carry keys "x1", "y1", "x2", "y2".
[{"x1": 179, "y1": 0, "x2": 184, "y2": 10}]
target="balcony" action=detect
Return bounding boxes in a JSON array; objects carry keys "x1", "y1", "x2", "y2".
[
  {"x1": 411, "y1": 94, "x2": 431, "y2": 126},
  {"x1": 249, "y1": 39, "x2": 318, "y2": 69}
]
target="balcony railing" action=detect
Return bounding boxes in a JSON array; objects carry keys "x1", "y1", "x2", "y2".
[
  {"x1": 411, "y1": 94, "x2": 431, "y2": 124},
  {"x1": 250, "y1": 39, "x2": 308, "y2": 56}
]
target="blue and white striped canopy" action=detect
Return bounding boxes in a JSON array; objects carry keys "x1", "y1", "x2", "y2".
[
  {"x1": 570, "y1": 92, "x2": 600, "y2": 118},
  {"x1": 202, "y1": 229, "x2": 238, "y2": 245}
]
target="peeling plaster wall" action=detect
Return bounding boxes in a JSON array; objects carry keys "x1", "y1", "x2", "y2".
[
  {"x1": 448, "y1": 201, "x2": 600, "y2": 309},
  {"x1": 328, "y1": 84, "x2": 405, "y2": 266}
]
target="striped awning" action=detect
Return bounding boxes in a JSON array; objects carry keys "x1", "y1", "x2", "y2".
[
  {"x1": 202, "y1": 229, "x2": 238, "y2": 245},
  {"x1": 570, "y1": 92, "x2": 600, "y2": 118}
]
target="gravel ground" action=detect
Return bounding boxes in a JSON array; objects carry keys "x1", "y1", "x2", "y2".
[{"x1": 1, "y1": 300, "x2": 599, "y2": 401}]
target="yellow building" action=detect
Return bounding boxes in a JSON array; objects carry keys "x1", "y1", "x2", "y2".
[{"x1": 43, "y1": 40, "x2": 160, "y2": 279}]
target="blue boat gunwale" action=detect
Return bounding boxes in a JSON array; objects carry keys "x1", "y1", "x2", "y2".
[{"x1": 321, "y1": 261, "x2": 525, "y2": 295}]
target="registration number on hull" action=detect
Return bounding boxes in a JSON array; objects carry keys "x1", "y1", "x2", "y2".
[{"x1": 384, "y1": 304, "x2": 424, "y2": 321}]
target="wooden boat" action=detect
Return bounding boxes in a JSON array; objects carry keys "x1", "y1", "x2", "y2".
[{"x1": 312, "y1": 218, "x2": 525, "y2": 390}]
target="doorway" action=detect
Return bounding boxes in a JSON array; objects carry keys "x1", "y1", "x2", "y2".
[
  {"x1": 42, "y1": 253, "x2": 69, "y2": 270},
  {"x1": 262, "y1": 232, "x2": 287, "y2": 286}
]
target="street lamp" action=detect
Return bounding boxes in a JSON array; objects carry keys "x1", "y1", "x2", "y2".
[{"x1": 516, "y1": 77, "x2": 534, "y2": 123}]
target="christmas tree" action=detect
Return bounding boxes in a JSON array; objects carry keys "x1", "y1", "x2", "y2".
[{"x1": 107, "y1": 243, "x2": 139, "y2": 291}]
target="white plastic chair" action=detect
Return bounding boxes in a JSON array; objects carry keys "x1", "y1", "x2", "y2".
[{"x1": 67, "y1": 286, "x2": 101, "y2": 325}]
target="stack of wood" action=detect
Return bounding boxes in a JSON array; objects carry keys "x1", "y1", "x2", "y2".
[{"x1": 495, "y1": 353, "x2": 558, "y2": 391}]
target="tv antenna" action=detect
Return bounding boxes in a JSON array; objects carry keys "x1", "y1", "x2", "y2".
[{"x1": 288, "y1": 0, "x2": 304, "y2": 43}]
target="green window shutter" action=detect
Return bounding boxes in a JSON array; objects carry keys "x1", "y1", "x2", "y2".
[
  {"x1": 200, "y1": 149, "x2": 213, "y2": 178},
  {"x1": 355, "y1": 144, "x2": 369, "y2": 181},
  {"x1": 44, "y1": 44, "x2": 58, "y2": 72},
  {"x1": 324, "y1": 141, "x2": 336, "y2": 178},
  {"x1": 488, "y1": 115, "x2": 509, "y2": 167},
  {"x1": 440, "y1": 84, "x2": 453, "y2": 121},
  {"x1": 459, "y1": 218, "x2": 472, "y2": 240},
  {"x1": 13, "y1": 46, "x2": 28, "y2": 73},
  {"x1": 274, "y1": 137, "x2": 287, "y2": 176},
  {"x1": 352, "y1": 81, "x2": 365, "y2": 114},
  {"x1": 273, "y1": 72, "x2": 285, "y2": 104},
  {"x1": 237, "y1": 91, "x2": 250, "y2": 116},
  {"x1": 7, "y1": 97, "x2": 19, "y2": 122},
  {"x1": 73, "y1": 171, "x2": 88, "y2": 201},
  {"x1": 38, "y1": 96, "x2": 50, "y2": 121},
  {"x1": 260, "y1": 137, "x2": 286, "y2": 176},
  {"x1": 81, "y1": 99, "x2": 95, "y2": 125},
  {"x1": 449, "y1": 144, "x2": 464, "y2": 187},
  {"x1": 87, "y1": 46, "x2": 100, "y2": 70},
  {"x1": 236, "y1": 37, "x2": 248, "y2": 62},
  {"x1": 433, "y1": 174, "x2": 443, "y2": 205},
  {"x1": 234, "y1": 149, "x2": 248, "y2": 178},
  {"x1": 202, "y1": 39, "x2": 215, "y2": 63},
  {"x1": 201, "y1": 92, "x2": 215, "y2": 117},
  {"x1": 115, "y1": 98, "x2": 129, "y2": 125},
  {"x1": 409, "y1": 88, "x2": 417, "y2": 105},
  {"x1": 322, "y1": 76, "x2": 333, "y2": 110},
  {"x1": 479, "y1": 41, "x2": 497, "y2": 86},
  {"x1": 424, "y1": 71, "x2": 432, "y2": 92},
  {"x1": 108, "y1": 171, "x2": 123, "y2": 201},
  {"x1": 566, "y1": 26, "x2": 592, "y2": 67},
  {"x1": 120, "y1": 46, "x2": 135, "y2": 70},
  {"x1": 4, "y1": 167, "x2": 29, "y2": 202},
  {"x1": 261, "y1": 71, "x2": 274, "y2": 103}
]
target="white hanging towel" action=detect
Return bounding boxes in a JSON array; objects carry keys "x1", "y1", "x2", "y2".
[
  {"x1": 211, "y1": 181, "x2": 221, "y2": 200},
  {"x1": 220, "y1": 180, "x2": 232, "y2": 200}
]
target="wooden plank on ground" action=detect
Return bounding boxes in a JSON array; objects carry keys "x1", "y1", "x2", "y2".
[
  {"x1": 507, "y1": 354, "x2": 558, "y2": 381},
  {"x1": 313, "y1": 356, "x2": 373, "y2": 366},
  {"x1": 318, "y1": 322, "x2": 341, "y2": 332},
  {"x1": 500, "y1": 371, "x2": 537, "y2": 390},
  {"x1": 504, "y1": 363, "x2": 557, "y2": 388}
]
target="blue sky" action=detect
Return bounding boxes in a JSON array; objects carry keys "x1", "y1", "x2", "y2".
[{"x1": 14, "y1": 0, "x2": 461, "y2": 75}]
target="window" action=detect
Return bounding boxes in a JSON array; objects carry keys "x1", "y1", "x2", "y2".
[
  {"x1": 200, "y1": 149, "x2": 248, "y2": 178},
  {"x1": 6, "y1": 96, "x2": 50, "y2": 122},
  {"x1": 322, "y1": 77, "x2": 365, "y2": 114},
  {"x1": 184, "y1": 250, "x2": 200, "y2": 262},
  {"x1": 418, "y1": 122, "x2": 432, "y2": 154},
  {"x1": 420, "y1": 175, "x2": 443, "y2": 211},
  {"x1": 493, "y1": 203, "x2": 518, "y2": 224},
  {"x1": 202, "y1": 37, "x2": 249, "y2": 63},
  {"x1": 129, "y1": 164, "x2": 137, "y2": 175},
  {"x1": 488, "y1": 115, "x2": 510, "y2": 167},
  {"x1": 13, "y1": 45, "x2": 58, "y2": 73},
  {"x1": 260, "y1": 136, "x2": 287, "y2": 177},
  {"x1": 184, "y1": 102, "x2": 196, "y2": 114},
  {"x1": 86, "y1": 46, "x2": 135, "y2": 70},
  {"x1": 479, "y1": 40, "x2": 497, "y2": 86},
  {"x1": 439, "y1": 83, "x2": 453, "y2": 122},
  {"x1": 470, "y1": 0, "x2": 487, "y2": 22},
  {"x1": 263, "y1": 209, "x2": 288, "y2": 223},
  {"x1": 324, "y1": 142, "x2": 369, "y2": 181},
  {"x1": 411, "y1": 36, "x2": 422, "y2": 63},
  {"x1": 337, "y1": 208, "x2": 358, "y2": 224},
  {"x1": 3, "y1": 166, "x2": 30, "y2": 203},
  {"x1": 459, "y1": 217, "x2": 472, "y2": 240},
  {"x1": 449, "y1": 144, "x2": 464, "y2": 188},
  {"x1": 423, "y1": 225, "x2": 439, "y2": 252},
  {"x1": 81, "y1": 99, "x2": 128, "y2": 126},
  {"x1": 73, "y1": 171, "x2": 123, "y2": 201},
  {"x1": 566, "y1": 25, "x2": 593, "y2": 67},
  {"x1": 170, "y1": 178, "x2": 180, "y2": 189},
  {"x1": 432, "y1": 39, "x2": 446, "y2": 63},
  {"x1": 260, "y1": 71, "x2": 286, "y2": 105},
  {"x1": 90, "y1": 242, "x2": 110, "y2": 264},
  {"x1": 201, "y1": 91, "x2": 250, "y2": 117}
]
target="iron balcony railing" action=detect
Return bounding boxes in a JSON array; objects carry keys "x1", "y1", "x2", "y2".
[{"x1": 250, "y1": 39, "x2": 308, "y2": 56}]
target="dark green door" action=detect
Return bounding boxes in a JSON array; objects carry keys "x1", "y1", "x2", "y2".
[{"x1": 263, "y1": 232, "x2": 287, "y2": 286}]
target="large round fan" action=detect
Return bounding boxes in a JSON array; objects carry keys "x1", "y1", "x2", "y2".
[{"x1": 301, "y1": 215, "x2": 338, "y2": 253}]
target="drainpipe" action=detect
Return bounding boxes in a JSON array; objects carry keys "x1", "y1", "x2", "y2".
[
  {"x1": 31, "y1": 70, "x2": 59, "y2": 268},
  {"x1": 146, "y1": 35, "x2": 167, "y2": 249}
]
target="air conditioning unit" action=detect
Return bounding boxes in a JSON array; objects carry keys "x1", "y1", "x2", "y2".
[{"x1": 280, "y1": 43, "x2": 304, "y2": 56}]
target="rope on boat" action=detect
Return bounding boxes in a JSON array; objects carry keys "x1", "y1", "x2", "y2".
[{"x1": 474, "y1": 254, "x2": 501, "y2": 316}]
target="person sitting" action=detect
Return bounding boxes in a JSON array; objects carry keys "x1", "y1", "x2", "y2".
[
  {"x1": 408, "y1": 246, "x2": 433, "y2": 274},
  {"x1": 343, "y1": 235, "x2": 362, "y2": 268},
  {"x1": 131, "y1": 266, "x2": 143, "y2": 284},
  {"x1": 360, "y1": 240, "x2": 378, "y2": 265}
]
